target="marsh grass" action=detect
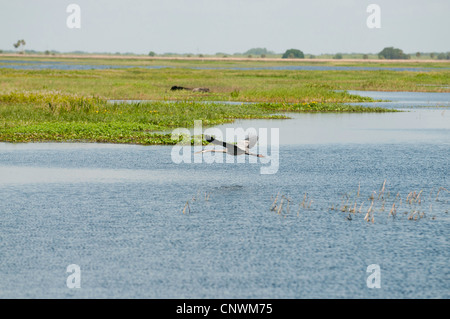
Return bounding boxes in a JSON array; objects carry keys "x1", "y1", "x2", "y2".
[
  {"x1": 331, "y1": 180, "x2": 449, "y2": 223},
  {"x1": 0, "y1": 91, "x2": 285, "y2": 144},
  {"x1": 0, "y1": 90, "x2": 106, "y2": 113},
  {"x1": 0, "y1": 91, "x2": 394, "y2": 144},
  {"x1": 1, "y1": 63, "x2": 449, "y2": 106},
  {"x1": 180, "y1": 189, "x2": 215, "y2": 214},
  {"x1": 267, "y1": 181, "x2": 448, "y2": 223},
  {"x1": 177, "y1": 183, "x2": 447, "y2": 222},
  {"x1": 270, "y1": 192, "x2": 313, "y2": 217}
]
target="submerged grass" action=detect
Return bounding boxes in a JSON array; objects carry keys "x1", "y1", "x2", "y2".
[
  {"x1": 269, "y1": 180, "x2": 449, "y2": 223},
  {"x1": 329, "y1": 180, "x2": 449, "y2": 223}
]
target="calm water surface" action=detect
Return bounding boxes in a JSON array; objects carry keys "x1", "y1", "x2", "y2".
[
  {"x1": 0, "y1": 92, "x2": 449, "y2": 298},
  {"x1": 0, "y1": 59, "x2": 448, "y2": 72}
]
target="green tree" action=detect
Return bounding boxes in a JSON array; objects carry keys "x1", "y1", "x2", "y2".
[
  {"x1": 282, "y1": 49, "x2": 304, "y2": 59},
  {"x1": 333, "y1": 53, "x2": 343, "y2": 59},
  {"x1": 148, "y1": 51, "x2": 156, "y2": 57},
  {"x1": 244, "y1": 48, "x2": 274, "y2": 56},
  {"x1": 13, "y1": 39, "x2": 26, "y2": 53},
  {"x1": 378, "y1": 47, "x2": 409, "y2": 59},
  {"x1": 363, "y1": 54, "x2": 369, "y2": 59},
  {"x1": 437, "y1": 53, "x2": 446, "y2": 60}
]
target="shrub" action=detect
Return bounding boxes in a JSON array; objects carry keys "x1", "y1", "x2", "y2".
[
  {"x1": 282, "y1": 49, "x2": 304, "y2": 59},
  {"x1": 378, "y1": 47, "x2": 409, "y2": 59},
  {"x1": 244, "y1": 48, "x2": 274, "y2": 56}
]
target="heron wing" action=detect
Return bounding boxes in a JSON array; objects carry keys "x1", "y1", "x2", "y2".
[
  {"x1": 246, "y1": 134, "x2": 259, "y2": 149},
  {"x1": 205, "y1": 135, "x2": 242, "y2": 155},
  {"x1": 236, "y1": 134, "x2": 258, "y2": 150},
  {"x1": 204, "y1": 135, "x2": 224, "y2": 147}
]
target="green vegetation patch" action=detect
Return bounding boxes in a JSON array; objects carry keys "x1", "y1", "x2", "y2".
[
  {"x1": 0, "y1": 91, "x2": 395, "y2": 144},
  {"x1": 1, "y1": 66, "x2": 449, "y2": 107}
]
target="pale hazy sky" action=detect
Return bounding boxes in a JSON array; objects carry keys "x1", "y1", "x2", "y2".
[{"x1": 1, "y1": 0, "x2": 448, "y2": 54}]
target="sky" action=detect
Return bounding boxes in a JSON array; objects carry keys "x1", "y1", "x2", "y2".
[{"x1": 0, "y1": 0, "x2": 449, "y2": 55}]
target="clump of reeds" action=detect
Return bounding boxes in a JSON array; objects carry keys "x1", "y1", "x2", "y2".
[
  {"x1": 270, "y1": 191, "x2": 312, "y2": 217},
  {"x1": 270, "y1": 192, "x2": 292, "y2": 216},
  {"x1": 181, "y1": 189, "x2": 213, "y2": 214},
  {"x1": 298, "y1": 192, "x2": 312, "y2": 216},
  {"x1": 328, "y1": 180, "x2": 448, "y2": 223}
]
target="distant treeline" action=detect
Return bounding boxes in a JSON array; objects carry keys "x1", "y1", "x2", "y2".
[{"x1": 1, "y1": 47, "x2": 449, "y2": 60}]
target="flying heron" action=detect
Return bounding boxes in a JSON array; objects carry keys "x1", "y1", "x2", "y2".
[{"x1": 195, "y1": 134, "x2": 265, "y2": 157}]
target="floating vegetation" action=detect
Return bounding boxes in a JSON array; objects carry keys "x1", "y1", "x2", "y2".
[
  {"x1": 0, "y1": 91, "x2": 288, "y2": 144},
  {"x1": 259, "y1": 101, "x2": 395, "y2": 113}
]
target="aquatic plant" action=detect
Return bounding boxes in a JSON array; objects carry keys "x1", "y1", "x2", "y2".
[
  {"x1": 331, "y1": 181, "x2": 448, "y2": 223},
  {"x1": 0, "y1": 91, "x2": 285, "y2": 144},
  {"x1": 182, "y1": 201, "x2": 191, "y2": 214},
  {"x1": 270, "y1": 192, "x2": 312, "y2": 217},
  {"x1": 270, "y1": 181, "x2": 448, "y2": 224}
]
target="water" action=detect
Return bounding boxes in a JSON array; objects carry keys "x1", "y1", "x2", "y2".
[
  {"x1": 0, "y1": 59, "x2": 448, "y2": 72},
  {"x1": 0, "y1": 92, "x2": 449, "y2": 298},
  {"x1": 347, "y1": 90, "x2": 450, "y2": 108},
  {"x1": 0, "y1": 60, "x2": 169, "y2": 71},
  {"x1": 214, "y1": 109, "x2": 450, "y2": 145},
  {"x1": 109, "y1": 91, "x2": 450, "y2": 109}
]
